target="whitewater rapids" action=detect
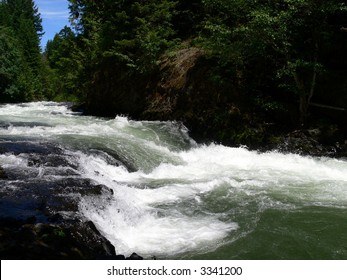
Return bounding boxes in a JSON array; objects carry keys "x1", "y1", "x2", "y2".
[{"x1": 1, "y1": 102, "x2": 347, "y2": 259}]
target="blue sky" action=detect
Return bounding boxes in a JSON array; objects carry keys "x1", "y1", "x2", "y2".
[{"x1": 35, "y1": 0, "x2": 70, "y2": 49}]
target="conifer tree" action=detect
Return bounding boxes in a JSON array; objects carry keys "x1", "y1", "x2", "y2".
[{"x1": 0, "y1": 0, "x2": 46, "y2": 101}]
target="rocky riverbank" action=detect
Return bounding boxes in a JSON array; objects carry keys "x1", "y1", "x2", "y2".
[
  {"x1": 0, "y1": 139, "x2": 142, "y2": 260},
  {"x1": 264, "y1": 128, "x2": 347, "y2": 158},
  {"x1": 0, "y1": 177, "x2": 141, "y2": 260}
]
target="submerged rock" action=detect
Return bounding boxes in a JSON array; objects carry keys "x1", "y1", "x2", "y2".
[{"x1": 0, "y1": 165, "x2": 7, "y2": 179}]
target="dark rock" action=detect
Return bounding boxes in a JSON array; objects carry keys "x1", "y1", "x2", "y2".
[
  {"x1": 143, "y1": 47, "x2": 206, "y2": 121},
  {"x1": 0, "y1": 164, "x2": 119, "y2": 259},
  {"x1": 0, "y1": 134, "x2": 126, "y2": 260},
  {"x1": 0, "y1": 218, "x2": 83, "y2": 260},
  {"x1": 70, "y1": 103, "x2": 86, "y2": 114},
  {"x1": 141, "y1": 47, "x2": 274, "y2": 148},
  {"x1": 0, "y1": 165, "x2": 7, "y2": 179},
  {"x1": 100, "y1": 254, "x2": 126, "y2": 260},
  {"x1": 274, "y1": 129, "x2": 342, "y2": 157},
  {"x1": 0, "y1": 140, "x2": 63, "y2": 155},
  {"x1": 0, "y1": 217, "x2": 125, "y2": 260},
  {"x1": 126, "y1": 252, "x2": 144, "y2": 260},
  {"x1": 81, "y1": 220, "x2": 117, "y2": 257},
  {"x1": 337, "y1": 140, "x2": 347, "y2": 158}
]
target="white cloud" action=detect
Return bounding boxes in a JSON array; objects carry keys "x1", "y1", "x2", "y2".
[
  {"x1": 35, "y1": 0, "x2": 69, "y2": 19},
  {"x1": 35, "y1": 0, "x2": 71, "y2": 47},
  {"x1": 40, "y1": 10, "x2": 69, "y2": 19}
]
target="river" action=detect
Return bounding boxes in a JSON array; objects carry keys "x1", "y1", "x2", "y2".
[{"x1": 1, "y1": 102, "x2": 347, "y2": 259}]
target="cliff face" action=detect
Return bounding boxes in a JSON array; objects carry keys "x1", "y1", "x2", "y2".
[
  {"x1": 142, "y1": 47, "x2": 276, "y2": 146},
  {"x1": 82, "y1": 46, "x2": 347, "y2": 155},
  {"x1": 144, "y1": 48, "x2": 205, "y2": 118},
  {"x1": 141, "y1": 47, "x2": 347, "y2": 154}
]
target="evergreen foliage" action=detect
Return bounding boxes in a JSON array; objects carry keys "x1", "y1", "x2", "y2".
[
  {"x1": 45, "y1": 0, "x2": 179, "y2": 105},
  {"x1": 2, "y1": 0, "x2": 346, "y2": 128},
  {"x1": 42, "y1": 0, "x2": 347, "y2": 124},
  {"x1": 199, "y1": 0, "x2": 347, "y2": 124},
  {"x1": 0, "y1": 26, "x2": 26, "y2": 102},
  {"x1": 0, "y1": 0, "x2": 48, "y2": 102},
  {"x1": 45, "y1": 26, "x2": 81, "y2": 100}
]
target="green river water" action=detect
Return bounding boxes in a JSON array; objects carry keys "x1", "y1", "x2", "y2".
[{"x1": 1, "y1": 102, "x2": 347, "y2": 259}]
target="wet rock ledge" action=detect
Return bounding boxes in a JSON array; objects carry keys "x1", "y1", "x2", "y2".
[
  {"x1": 0, "y1": 143, "x2": 142, "y2": 260},
  {"x1": 0, "y1": 178, "x2": 142, "y2": 260},
  {"x1": 0, "y1": 218, "x2": 116, "y2": 260},
  {"x1": 0, "y1": 204, "x2": 143, "y2": 260}
]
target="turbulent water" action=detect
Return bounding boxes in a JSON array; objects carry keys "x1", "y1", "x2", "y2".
[{"x1": 1, "y1": 102, "x2": 347, "y2": 259}]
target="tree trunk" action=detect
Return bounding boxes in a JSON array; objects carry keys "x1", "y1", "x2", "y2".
[
  {"x1": 299, "y1": 95, "x2": 308, "y2": 125},
  {"x1": 292, "y1": 43, "x2": 319, "y2": 126},
  {"x1": 293, "y1": 64, "x2": 318, "y2": 125},
  {"x1": 292, "y1": 72, "x2": 307, "y2": 125}
]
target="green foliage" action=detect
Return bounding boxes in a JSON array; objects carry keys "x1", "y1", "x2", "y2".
[
  {"x1": 199, "y1": 0, "x2": 347, "y2": 123},
  {"x1": 69, "y1": 0, "x2": 178, "y2": 73},
  {"x1": 43, "y1": 0, "x2": 180, "y2": 105},
  {"x1": 45, "y1": 26, "x2": 83, "y2": 100},
  {"x1": 0, "y1": 27, "x2": 26, "y2": 102},
  {"x1": 44, "y1": 0, "x2": 347, "y2": 132},
  {"x1": 0, "y1": 0, "x2": 48, "y2": 102}
]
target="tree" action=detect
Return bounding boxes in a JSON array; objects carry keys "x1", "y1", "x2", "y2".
[
  {"x1": 200, "y1": 0, "x2": 347, "y2": 124},
  {"x1": 0, "y1": 0, "x2": 47, "y2": 101},
  {"x1": 0, "y1": 26, "x2": 27, "y2": 102},
  {"x1": 68, "y1": 0, "x2": 177, "y2": 72},
  {"x1": 45, "y1": 26, "x2": 82, "y2": 100},
  {"x1": 54, "y1": 0, "x2": 178, "y2": 113},
  {"x1": 7, "y1": 0, "x2": 43, "y2": 71}
]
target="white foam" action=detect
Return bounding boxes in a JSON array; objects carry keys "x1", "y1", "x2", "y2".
[
  {"x1": 2, "y1": 102, "x2": 347, "y2": 258},
  {"x1": 75, "y1": 144, "x2": 347, "y2": 256},
  {"x1": 80, "y1": 195, "x2": 238, "y2": 257},
  {"x1": 0, "y1": 153, "x2": 28, "y2": 167}
]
